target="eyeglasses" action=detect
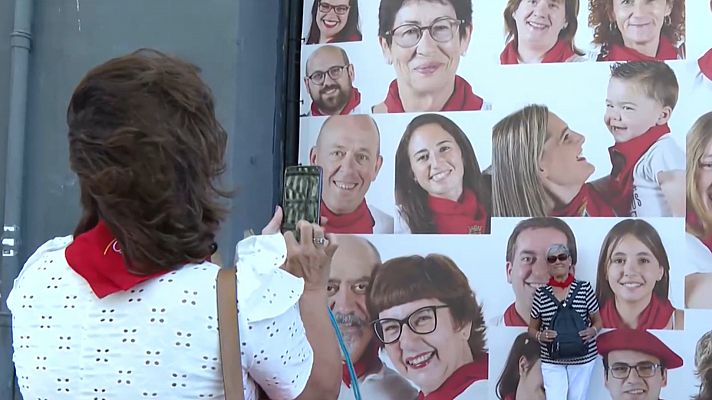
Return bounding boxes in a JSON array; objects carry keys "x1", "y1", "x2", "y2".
[
  {"x1": 609, "y1": 361, "x2": 663, "y2": 379},
  {"x1": 318, "y1": 1, "x2": 350, "y2": 16},
  {"x1": 372, "y1": 305, "x2": 449, "y2": 344},
  {"x1": 385, "y1": 17, "x2": 465, "y2": 48},
  {"x1": 547, "y1": 253, "x2": 570, "y2": 264},
  {"x1": 306, "y1": 65, "x2": 349, "y2": 85}
]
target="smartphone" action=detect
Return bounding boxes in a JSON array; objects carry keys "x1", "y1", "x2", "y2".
[{"x1": 281, "y1": 165, "x2": 323, "y2": 234}]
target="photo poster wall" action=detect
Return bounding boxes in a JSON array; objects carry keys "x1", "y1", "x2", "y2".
[{"x1": 298, "y1": 0, "x2": 712, "y2": 399}]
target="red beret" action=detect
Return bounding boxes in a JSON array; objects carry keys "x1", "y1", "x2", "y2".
[{"x1": 597, "y1": 329, "x2": 683, "y2": 369}]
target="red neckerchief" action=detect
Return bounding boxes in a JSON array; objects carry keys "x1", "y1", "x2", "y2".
[
  {"x1": 320, "y1": 200, "x2": 374, "y2": 234},
  {"x1": 503, "y1": 394, "x2": 516, "y2": 400},
  {"x1": 416, "y1": 355, "x2": 488, "y2": 400},
  {"x1": 427, "y1": 188, "x2": 488, "y2": 234},
  {"x1": 552, "y1": 183, "x2": 617, "y2": 217},
  {"x1": 548, "y1": 273, "x2": 574, "y2": 289},
  {"x1": 342, "y1": 339, "x2": 381, "y2": 388},
  {"x1": 65, "y1": 220, "x2": 171, "y2": 298},
  {"x1": 600, "y1": 296, "x2": 675, "y2": 330},
  {"x1": 687, "y1": 209, "x2": 712, "y2": 254},
  {"x1": 503, "y1": 303, "x2": 527, "y2": 327},
  {"x1": 699, "y1": 48, "x2": 712, "y2": 81},
  {"x1": 500, "y1": 39, "x2": 576, "y2": 64},
  {"x1": 606, "y1": 124, "x2": 670, "y2": 215},
  {"x1": 327, "y1": 32, "x2": 362, "y2": 43},
  {"x1": 311, "y1": 87, "x2": 361, "y2": 116},
  {"x1": 600, "y1": 36, "x2": 678, "y2": 61},
  {"x1": 382, "y1": 75, "x2": 484, "y2": 113}
]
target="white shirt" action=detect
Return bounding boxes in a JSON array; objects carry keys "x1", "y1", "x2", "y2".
[
  {"x1": 7, "y1": 233, "x2": 313, "y2": 400},
  {"x1": 371, "y1": 204, "x2": 394, "y2": 234},
  {"x1": 454, "y1": 379, "x2": 488, "y2": 399},
  {"x1": 629, "y1": 134, "x2": 685, "y2": 217},
  {"x1": 337, "y1": 363, "x2": 417, "y2": 400}
]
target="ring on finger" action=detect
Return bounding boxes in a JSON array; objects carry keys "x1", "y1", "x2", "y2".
[{"x1": 313, "y1": 236, "x2": 326, "y2": 247}]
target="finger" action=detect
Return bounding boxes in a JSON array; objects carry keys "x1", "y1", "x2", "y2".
[
  {"x1": 320, "y1": 216, "x2": 329, "y2": 226},
  {"x1": 261, "y1": 206, "x2": 283, "y2": 235},
  {"x1": 324, "y1": 233, "x2": 339, "y2": 257},
  {"x1": 297, "y1": 220, "x2": 313, "y2": 246}
]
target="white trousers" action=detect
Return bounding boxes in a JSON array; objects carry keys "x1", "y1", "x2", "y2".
[{"x1": 541, "y1": 359, "x2": 596, "y2": 400}]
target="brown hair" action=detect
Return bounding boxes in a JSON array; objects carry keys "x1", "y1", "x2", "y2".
[
  {"x1": 378, "y1": 0, "x2": 472, "y2": 45},
  {"x1": 609, "y1": 61, "x2": 679, "y2": 109},
  {"x1": 595, "y1": 219, "x2": 670, "y2": 305},
  {"x1": 67, "y1": 49, "x2": 229, "y2": 274},
  {"x1": 694, "y1": 330, "x2": 712, "y2": 400},
  {"x1": 503, "y1": 0, "x2": 583, "y2": 55},
  {"x1": 367, "y1": 254, "x2": 486, "y2": 359},
  {"x1": 496, "y1": 332, "x2": 541, "y2": 400},
  {"x1": 307, "y1": 0, "x2": 362, "y2": 44},
  {"x1": 686, "y1": 112, "x2": 712, "y2": 238},
  {"x1": 506, "y1": 217, "x2": 578, "y2": 265},
  {"x1": 589, "y1": 0, "x2": 685, "y2": 58},
  {"x1": 394, "y1": 113, "x2": 491, "y2": 233}
]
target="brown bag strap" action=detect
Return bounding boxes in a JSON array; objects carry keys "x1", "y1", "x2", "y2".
[{"x1": 217, "y1": 266, "x2": 245, "y2": 400}]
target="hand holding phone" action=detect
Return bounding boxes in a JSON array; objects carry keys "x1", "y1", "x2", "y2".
[{"x1": 281, "y1": 165, "x2": 323, "y2": 236}]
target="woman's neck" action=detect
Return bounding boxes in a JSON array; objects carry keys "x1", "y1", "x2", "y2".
[
  {"x1": 623, "y1": 36, "x2": 660, "y2": 58},
  {"x1": 430, "y1": 186, "x2": 463, "y2": 203},
  {"x1": 614, "y1": 293, "x2": 653, "y2": 329},
  {"x1": 552, "y1": 274, "x2": 569, "y2": 282},
  {"x1": 319, "y1": 32, "x2": 334, "y2": 44},
  {"x1": 544, "y1": 183, "x2": 583, "y2": 214},
  {"x1": 399, "y1": 79, "x2": 455, "y2": 112},
  {"x1": 517, "y1": 39, "x2": 557, "y2": 64}
]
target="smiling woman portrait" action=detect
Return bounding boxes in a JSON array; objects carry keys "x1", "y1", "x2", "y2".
[
  {"x1": 595, "y1": 219, "x2": 684, "y2": 330},
  {"x1": 368, "y1": 254, "x2": 488, "y2": 400},
  {"x1": 588, "y1": 0, "x2": 685, "y2": 61},
  {"x1": 395, "y1": 113, "x2": 491, "y2": 234},
  {"x1": 372, "y1": 0, "x2": 489, "y2": 113},
  {"x1": 491, "y1": 104, "x2": 615, "y2": 217},
  {"x1": 306, "y1": 0, "x2": 363, "y2": 44},
  {"x1": 501, "y1": 0, "x2": 587, "y2": 64}
]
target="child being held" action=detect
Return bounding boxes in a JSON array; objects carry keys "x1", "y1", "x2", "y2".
[{"x1": 602, "y1": 61, "x2": 686, "y2": 217}]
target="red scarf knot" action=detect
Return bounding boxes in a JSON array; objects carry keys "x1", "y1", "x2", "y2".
[
  {"x1": 500, "y1": 39, "x2": 577, "y2": 64},
  {"x1": 548, "y1": 274, "x2": 575, "y2": 289},
  {"x1": 382, "y1": 75, "x2": 484, "y2": 113},
  {"x1": 600, "y1": 296, "x2": 675, "y2": 330},
  {"x1": 552, "y1": 183, "x2": 616, "y2": 217},
  {"x1": 600, "y1": 35, "x2": 679, "y2": 61},
  {"x1": 428, "y1": 188, "x2": 488, "y2": 234},
  {"x1": 320, "y1": 200, "x2": 375, "y2": 234}
]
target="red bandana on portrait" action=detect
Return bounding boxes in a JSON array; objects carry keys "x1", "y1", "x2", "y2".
[
  {"x1": 428, "y1": 188, "x2": 488, "y2": 234},
  {"x1": 699, "y1": 48, "x2": 712, "y2": 81},
  {"x1": 382, "y1": 75, "x2": 484, "y2": 113},
  {"x1": 552, "y1": 183, "x2": 616, "y2": 217},
  {"x1": 604, "y1": 124, "x2": 670, "y2": 216},
  {"x1": 320, "y1": 200, "x2": 375, "y2": 234},
  {"x1": 500, "y1": 39, "x2": 576, "y2": 64},
  {"x1": 65, "y1": 220, "x2": 173, "y2": 298},
  {"x1": 503, "y1": 303, "x2": 527, "y2": 327},
  {"x1": 342, "y1": 339, "x2": 382, "y2": 388},
  {"x1": 311, "y1": 87, "x2": 362, "y2": 116},
  {"x1": 600, "y1": 35, "x2": 678, "y2": 62},
  {"x1": 600, "y1": 296, "x2": 675, "y2": 330},
  {"x1": 416, "y1": 355, "x2": 488, "y2": 400}
]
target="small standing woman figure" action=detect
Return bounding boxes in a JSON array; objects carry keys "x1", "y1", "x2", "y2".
[
  {"x1": 588, "y1": 0, "x2": 685, "y2": 61},
  {"x1": 528, "y1": 244, "x2": 602, "y2": 400},
  {"x1": 595, "y1": 219, "x2": 684, "y2": 329},
  {"x1": 394, "y1": 113, "x2": 491, "y2": 234}
]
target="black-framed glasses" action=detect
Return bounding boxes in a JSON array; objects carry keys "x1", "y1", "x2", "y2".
[
  {"x1": 609, "y1": 361, "x2": 663, "y2": 379},
  {"x1": 306, "y1": 65, "x2": 349, "y2": 85},
  {"x1": 385, "y1": 17, "x2": 465, "y2": 48},
  {"x1": 318, "y1": 1, "x2": 350, "y2": 16},
  {"x1": 547, "y1": 253, "x2": 569, "y2": 264},
  {"x1": 372, "y1": 305, "x2": 449, "y2": 344}
]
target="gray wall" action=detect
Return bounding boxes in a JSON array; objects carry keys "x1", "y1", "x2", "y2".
[{"x1": 0, "y1": 1, "x2": 288, "y2": 398}]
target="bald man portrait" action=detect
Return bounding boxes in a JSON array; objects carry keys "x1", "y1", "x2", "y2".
[
  {"x1": 309, "y1": 115, "x2": 394, "y2": 234},
  {"x1": 328, "y1": 235, "x2": 416, "y2": 399},
  {"x1": 304, "y1": 45, "x2": 361, "y2": 116}
]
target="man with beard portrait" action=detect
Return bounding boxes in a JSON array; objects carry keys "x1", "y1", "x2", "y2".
[
  {"x1": 327, "y1": 235, "x2": 417, "y2": 399},
  {"x1": 304, "y1": 45, "x2": 362, "y2": 116}
]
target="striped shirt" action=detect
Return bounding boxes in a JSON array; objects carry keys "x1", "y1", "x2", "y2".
[{"x1": 530, "y1": 280, "x2": 599, "y2": 365}]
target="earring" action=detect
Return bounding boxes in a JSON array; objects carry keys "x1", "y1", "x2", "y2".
[
  {"x1": 563, "y1": 23, "x2": 568, "y2": 30},
  {"x1": 609, "y1": 21, "x2": 617, "y2": 32},
  {"x1": 664, "y1": 15, "x2": 671, "y2": 26}
]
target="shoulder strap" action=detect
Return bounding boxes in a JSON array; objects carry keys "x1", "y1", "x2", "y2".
[
  {"x1": 217, "y1": 266, "x2": 245, "y2": 400},
  {"x1": 565, "y1": 281, "x2": 583, "y2": 310}
]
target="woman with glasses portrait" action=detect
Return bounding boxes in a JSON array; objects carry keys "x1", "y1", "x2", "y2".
[
  {"x1": 527, "y1": 243, "x2": 602, "y2": 400},
  {"x1": 500, "y1": 0, "x2": 587, "y2": 64},
  {"x1": 595, "y1": 219, "x2": 684, "y2": 330},
  {"x1": 372, "y1": 0, "x2": 489, "y2": 113},
  {"x1": 306, "y1": 0, "x2": 362, "y2": 44},
  {"x1": 367, "y1": 254, "x2": 488, "y2": 399}
]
